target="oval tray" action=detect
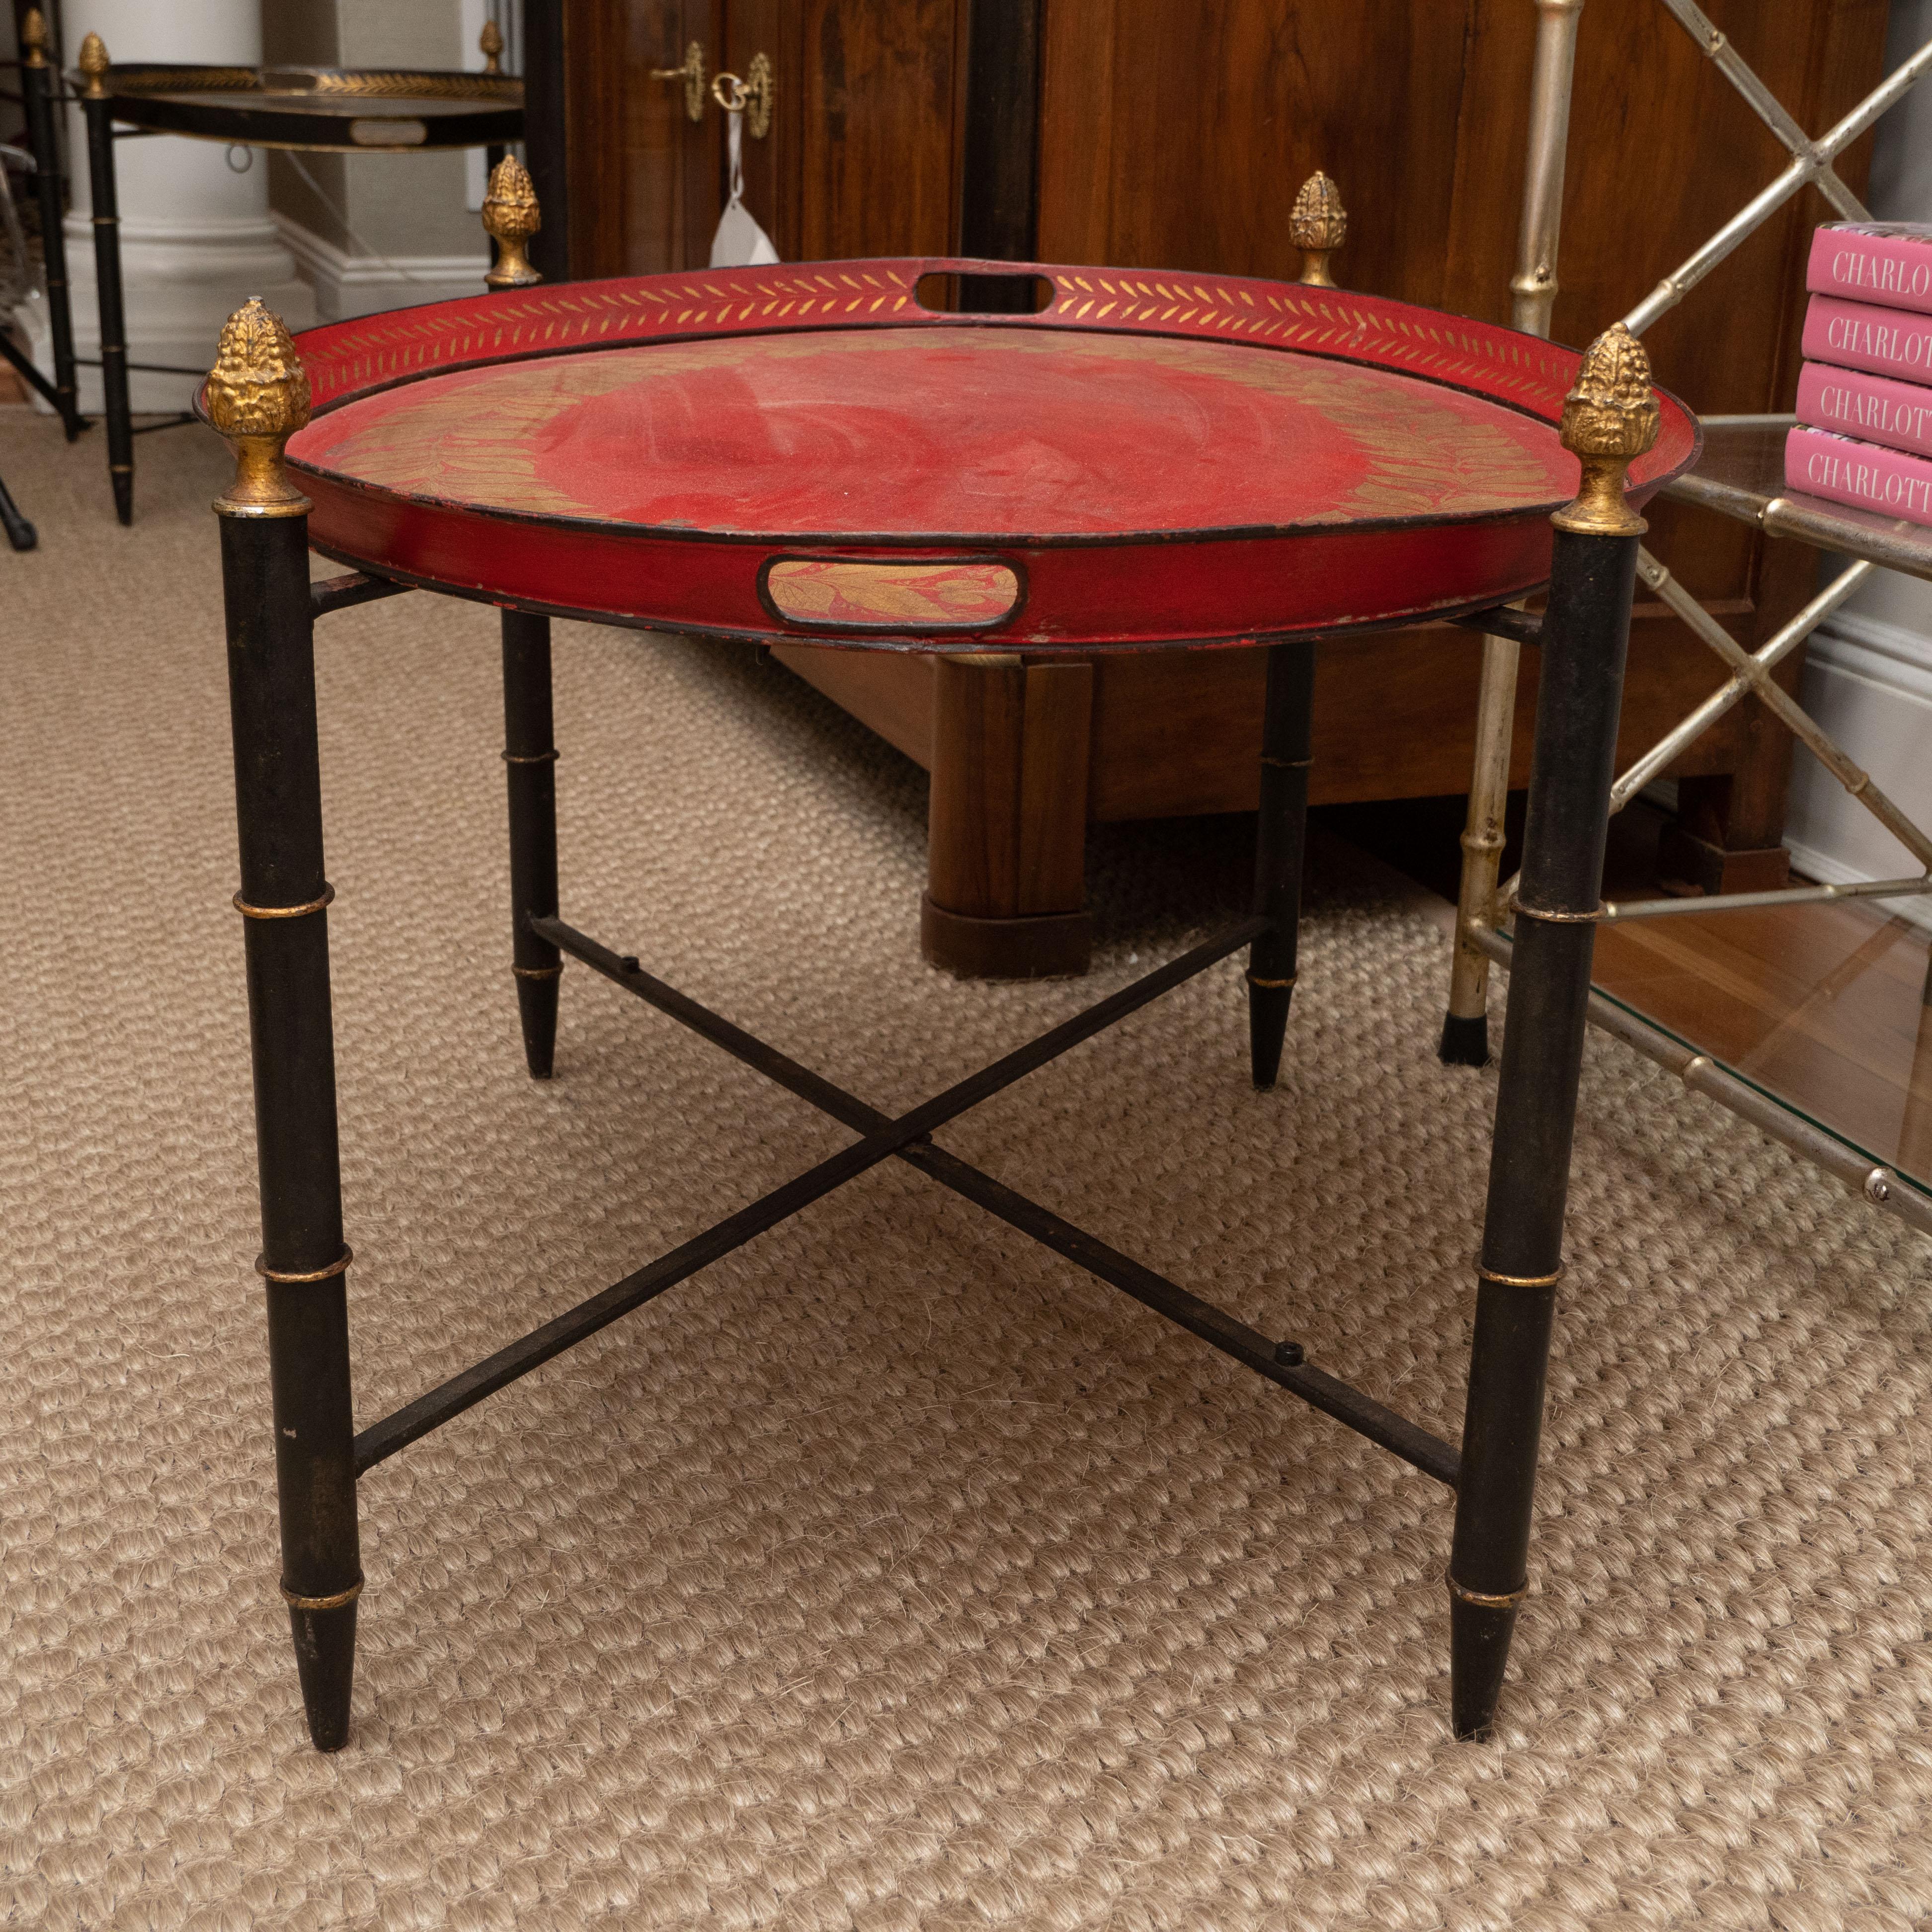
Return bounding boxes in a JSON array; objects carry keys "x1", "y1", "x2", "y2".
[
  {"x1": 84, "y1": 63, "x2": 521, "y2": 152},
  {"x1": 263, "y1": 258, "x2": 1699, "y2": 651}
]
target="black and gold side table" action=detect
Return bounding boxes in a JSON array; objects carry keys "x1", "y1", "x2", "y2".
[
  {"x1": 46, "y1": 22, "x2": 520, "y2": 525},
  {"x1": 203, "y1": 168, "x2": 1696, "y2": 1751}
]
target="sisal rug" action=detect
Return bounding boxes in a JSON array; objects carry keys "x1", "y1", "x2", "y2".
[{"x1": 3, "y1": 414, "x2": 1932, "y2": 1931}]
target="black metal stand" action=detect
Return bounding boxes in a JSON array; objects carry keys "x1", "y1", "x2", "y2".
[
  {"x1": 1247, "y1": 639, "x2": 1315, "y2": 1089},
  {"x1": 502, "y1": 611, "x2": 562, "y2": 1078},
  {"x1": 221, "y1": 504, "x2": 362, "y2": 1751},
  {"x1": 0, "y1": 469, "x2": 36, "y2": 550},
  {"x1": 21, "y1": 50, "x2": 86, "y2": 441},
  {"x1": 214, "y1": 290, "x2": 1652, "y2": 1745},
  {"x1": 223, "y1": 554, "x2": 1640, "y2": 1748},
  {"x1": 1447, "y1": 521, "x2": 1640, "y2": 1739},
  {"x1": 79, "y1": 91, "x2": 132, "y2": 526}
]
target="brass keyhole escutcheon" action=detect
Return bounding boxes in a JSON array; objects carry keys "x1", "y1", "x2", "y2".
[
  {"x1": 650, "y1": 40, "x2": 707, "y2": 123},
  {"x1": 710, "y1": 51, "x2": 774, "y2": 139}
]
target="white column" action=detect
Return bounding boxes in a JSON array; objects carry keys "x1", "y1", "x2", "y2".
[{"x1": 62, "y1": 0, "x2": 314, "y2": 411}]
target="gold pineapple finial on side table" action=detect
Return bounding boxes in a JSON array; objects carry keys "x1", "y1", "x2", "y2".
[
  {"x1": 20, "y1": 9, "x2": 47, "y2": 67},
  {"x1": 207, "y1": 299, "x2": 313, "y2": 519},
  {"x1": 78, "y1": 30, "x2": 110, "y2": 98},
  {"x1": 483, "y1": 155, "x2": 543, "y2": 290},
  {"x1": 1552, "y1": 323, "x2": 1661, "y2": 538},
  {"x1": 1291, "y1": 171, "x2": 1347, "y2": 287},
  {"x1": 480, "y1": 19, "x2": 504, "y2": 74}
]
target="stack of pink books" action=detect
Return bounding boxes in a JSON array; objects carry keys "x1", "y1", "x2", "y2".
[{"x1": 1788, "y1": 223, "x2": 1932, "y2": 525}]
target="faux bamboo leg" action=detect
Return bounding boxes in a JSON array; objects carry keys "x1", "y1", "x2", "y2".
[
  {"x1": 1248, "y1": 640, "x2": 1316, "y2": 1089},
  {"x1": 1449, "y1": 327, "x2": 1652, "y2": 1740},
  {"x1": 80, "y1": 92, "x2": 133, "y2": 524},
  {"x1": 1445, "y1": 0, "x2": 1582, "y2": 1063},
  {"x1": 1441, "y1": 630, "x2": 1521, "y2": 1066},
  {"x1": 502, "y1": 610, "x2": 562, "y2": 1078},
  {"x1": 213, "y1": 302, "x2": 360, "y2": 1752},
  {"x1": 20, "y1": 26, "x2": 85, "y2": 440}
]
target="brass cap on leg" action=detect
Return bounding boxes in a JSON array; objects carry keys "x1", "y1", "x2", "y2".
[
  {"x1": 207, "y1": 299, "x2": 313, "y2": 519},
  {"x1": 483, "y1": 155, "x2": 543, "y2": 290},
  {"x1": 20, "y1": 9, "x2": 48, "y2": 68},
  {"x1": 1291, "y1": 171, "x2": 1347, "y2": 288},
  {"x1": 480, "y1": 19, "x2": 505, "y2": 74},
  {"x1": 1552, "y1": 322, "x2": 1662, "y2": 537},
  {"x1": 78, "y1": 30, "x2": 109, "y2": 97}
]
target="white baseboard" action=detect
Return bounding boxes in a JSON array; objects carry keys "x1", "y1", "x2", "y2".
[
  {"x1": 1811, "y1": 611, "x2": 1932, "y2": 707},
  {"x1": 274, "y1": 215, "x2": 490, "y2": 322}
]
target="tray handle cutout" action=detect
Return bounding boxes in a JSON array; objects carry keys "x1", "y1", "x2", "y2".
[
  {"x1": 913, "y1": 270, "x2": 1055, "y2": 315},
  {"x1": 764, "y1": 557, "x2": 1023, "y2": 632}
]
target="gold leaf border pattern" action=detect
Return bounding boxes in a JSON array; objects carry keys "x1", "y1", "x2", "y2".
[{"x1": 289, "y1": 260, "x2": 1651, "y2": 494}]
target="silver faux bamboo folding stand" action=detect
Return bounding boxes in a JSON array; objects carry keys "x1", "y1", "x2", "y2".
[{"x1": 1442, "y1": 0, "x2": 1932, "y2": 1238}]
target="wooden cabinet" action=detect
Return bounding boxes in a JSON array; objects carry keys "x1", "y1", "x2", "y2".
[
  {"x1": 557, "y1": 0, "x2": 1891, "y2": 973},
  {"x1": 564, "y1": 1, "x2": 971, "y2": 276}
]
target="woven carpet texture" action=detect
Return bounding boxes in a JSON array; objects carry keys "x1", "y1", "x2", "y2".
[{"x1": 4, "y1": 417, "x2": 1932, "y2": 1931}]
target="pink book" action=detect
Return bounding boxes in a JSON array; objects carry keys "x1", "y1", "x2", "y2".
[
  {"x1": 1808, "y1": 223, "x2": 1932, "y2": 315},
  {"x1": 1801, "y1": 294, "x2": 1932, "y2": 383},
  {"x1": 1785, "y1": 424, "x2": 1932, "y2": 526},
  {"x1": 1795, "y1": 361, "x2": 1932, "y2": 462}
]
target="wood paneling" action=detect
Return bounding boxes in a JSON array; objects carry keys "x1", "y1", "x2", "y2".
[
  {"x1": 771, "y1": 643, "x2": 933, "y2": 763},
  {"x1": 566, "y1": 0, "x2": 719, "y2": 277},
  {"x1": 1039, "y1": 0, "x2": 1887, "y2": 612},
  {"x1": 781, "y1": 0, "x2": 966, "y2": 262},
  {"x1": 573, "y1": 0, "x2": 967, "y2": 274}
]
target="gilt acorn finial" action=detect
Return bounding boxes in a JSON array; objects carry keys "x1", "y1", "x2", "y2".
[
  {"x1": 20, "y1": 9, "x2": 48, "y2": 68},
  {"x1": 78, "y1": 30, "x2": 109, "y2": 97},
  {"x1": 1554, "y1": 324, "x2": 1661, "y2": 537},
  {"x1": 1291, "y1": 171, "x2": 1347, "y2": 288},
  {"x1": 482, "y1": 155, "x2": 543, "y2": 290},
  {"x1": 207, "y1": 299, "x2": 313, "y2": 519},
  {"x1": 480, "y1": 19, "x2": 504, "y2": 74}
]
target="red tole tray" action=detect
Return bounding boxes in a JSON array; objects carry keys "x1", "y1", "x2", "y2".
[{"x1": 276, "y1": 258, "x2": 1700, "y2": 652}]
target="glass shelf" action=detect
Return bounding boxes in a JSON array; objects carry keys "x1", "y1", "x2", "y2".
[{"x1": 1663, "y1": 416, "x2": 1932, "y2": 582}]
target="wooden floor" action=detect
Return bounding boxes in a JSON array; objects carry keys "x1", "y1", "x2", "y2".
[
  {"x1": 1318, "y1": 797, "x2": 1932, "y2": 1192},
  {"x1": 1590, "y1": 814, "x2": 1932, "y2": 1192}
]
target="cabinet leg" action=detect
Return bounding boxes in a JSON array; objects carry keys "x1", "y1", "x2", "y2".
[
  {"x1": 923, "y1": 653, "x2": 1093, "y2": 978},
  {"x1": 220, "y1": 503, "x2": 361, "y2": 1752},
  {"x1": 502, "y1": 610, "x2": 561, "y2": 1077},
  {"x1": 1247, "y1": 640, "x2": 1315, "y2": 1089},
  {"x1": 1449, "y1": 370, "x2": 1646, "y2": 1737},
  {"x1": 81, "y1": 94, "x2": 133, "y2": 525},
  {"x1": 1657, "y1": 764, "x2": 1793, "y2": 896}
]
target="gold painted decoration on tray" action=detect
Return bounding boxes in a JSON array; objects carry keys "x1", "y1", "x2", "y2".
[
  {"x1": 767, "y1": 559, "x2": 1020, "y2": 629},
  {"x1": 290, "y1": 324, "x2": 1562, "y2": 533}
]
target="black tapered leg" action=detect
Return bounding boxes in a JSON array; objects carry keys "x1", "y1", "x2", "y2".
[
  {"x1": 1448, "y1": 521, "x2": 1640, "y2": 1740},
  {"x1": 81, "y1": 97, "x2": 132, "y2": 523},
  {"x1": 1247, "y1": 639, "x2": 1316, "y2": 1088},
  {"x1": 0, "y1": 471, "x2": 36, "y2": 551},
  {"x1": 221, "y1": 506, "x2": 361, "y2": 1751},
  {"x1": 502, "y1": 610, "x2": 562, "y2": 1077},
  {"x1": 22, "y1": 58, "x2": 85, "y2": 441}
]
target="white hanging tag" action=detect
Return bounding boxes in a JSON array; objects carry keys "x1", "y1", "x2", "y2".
[{"x1": 710, "y1": 108, "x2": 780, "y2": 268}]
